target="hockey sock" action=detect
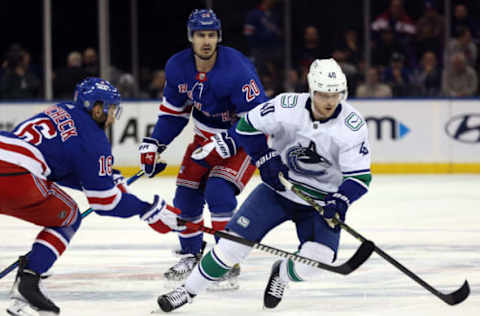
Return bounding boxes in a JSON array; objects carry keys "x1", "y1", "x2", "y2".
[
  {"x1": 26, "y1": 211, "x2": 81, "y2": 274},
  {"x1": 179, "y1": 217, "x2": 204, "y2": 254},
  {"x1": 204, "y1": 177, "x2": 236, "y2": 243},
  {"x1": 174, "y1": 186, "x2": 205, "y2": 254},
  {"x1": 280, "y1": 241, "x2": 334, "y2": 282},
  {"x1": 185, "y1": 237, "x2": 251, "y2": 294}
]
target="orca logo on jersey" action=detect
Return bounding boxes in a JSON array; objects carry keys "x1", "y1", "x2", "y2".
[
  {"x1": 445, "y1": 114, "x2": 480, "y2": 143},
  {"x1": 286, "y1": 141, "x2": 331, "y2": 176}
]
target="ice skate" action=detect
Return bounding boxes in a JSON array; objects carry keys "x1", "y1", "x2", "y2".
[
  {"x1": 164, "y1": 242, "x2": 206, "y2": 281},
  {"x1": 6, "y1": 256, "x2": 60, "y2": 316},
  {"x1": 263, "y1": 260, "x2": 288, "y2": 309},
  {"x1": 157, "y1": 286, "x2": 195, "y2": 313},
  {"x1": 206, "y1": 263, "x2": 241, "y2": 291}
]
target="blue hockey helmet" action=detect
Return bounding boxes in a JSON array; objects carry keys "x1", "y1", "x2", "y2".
[
  {"x1": 74, "y1": 77, "x2": 122, "y2": 119},
  {"x1": 187, "y1": 9, "x2": 222, "y2": 42}
]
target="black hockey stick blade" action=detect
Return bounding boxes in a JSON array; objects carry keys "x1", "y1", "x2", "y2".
[
  {"x1": 439, "y1": 280, "x2": 470, "y2": 305},
  {"x1": 337, "y1": 240, "x2": 375, "y2": 274}
]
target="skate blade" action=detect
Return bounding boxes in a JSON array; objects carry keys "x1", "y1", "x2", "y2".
[
  {"x1": 6, "y1": 299, "x2": 37, "y2": 316},
  {"x1": 37, "y1": 312, "x2": 58, "y2": 316},
  {"x1": 206, "y1": 278, "x2": 239, "y2": 292}
]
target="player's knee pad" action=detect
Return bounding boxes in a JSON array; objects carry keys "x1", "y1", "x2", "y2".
[
  {"x1": 204, "y1": 178, "x2": 237, "y2": 231},
  {"x1": 287, "y1": 242, "x2": 334, "y2": 281},
  {"x1": 174, "y1": 186, "x2": 205, "y2": 219},
  {"x1": 211, "y1": 235, "x2": 252, "y2": 267}
]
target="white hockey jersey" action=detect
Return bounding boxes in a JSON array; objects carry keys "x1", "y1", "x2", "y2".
[{"x1": 242, "y1": 93, "x2": 371, "y2": 205}]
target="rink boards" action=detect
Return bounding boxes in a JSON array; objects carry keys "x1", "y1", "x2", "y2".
[{"x1": 1, "y1": 99, "x2": 479, "y2": 174}]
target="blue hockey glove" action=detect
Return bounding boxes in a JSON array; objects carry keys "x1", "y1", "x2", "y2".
[
  {"x1": 191, "y1": 131, "x2": 237, "y2": 167},
  {"x1": 138, "y1": 137, "x2": 167, "y2": 178},
  {"x1": 255, "y1": 149, "x2": 289, "y2": 192},
  {"x1": 141, "y1": 195, "x2": 186, "y2": 233},
  {"x1": 323, "y1": 192, "x2": 350, "y2": 228}
]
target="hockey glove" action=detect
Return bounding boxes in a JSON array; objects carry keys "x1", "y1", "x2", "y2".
[
  {"x1": 191, "y1": 131, "x2": 237, "y2": 167},
  {"x1": 255, "y1": 149, "x2": 289, "y2": 192},
  {"x1": 138, "y1": 137, "x2": 167, "y2": 178},
  {"x1": 323, "y1": 193, "x2": 349, "y2": 229},
  {"x1": 112, "y1": 169, "x2": 129, "y2": 193},
  {"x1": 141, "y1": 195, "x2": 186, "y2": 233}
]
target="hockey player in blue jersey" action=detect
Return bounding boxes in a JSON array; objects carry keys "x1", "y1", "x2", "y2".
[
  {"x1": 156, "y1": 58, "x2": 372, "y2": 312},
  {"x1": 0, "y1": 77, "x2": 185, "y2": 315},
  {"x1": 138, "y1": 9, "x2": 268, "y2": 286}
]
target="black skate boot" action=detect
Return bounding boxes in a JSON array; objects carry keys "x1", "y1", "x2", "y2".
[
  {"x1": 263, "y1": 260, "x2": 288, "y2": 309},
  {"x1": 157, "y1": 286, "x2": 195, "y2": 312},
  {"x1": 164, "y1": 242, "x2": 206, "y2": 281},
  {"x1": 7, "y1": 256, "x2": 60, "y2": 316}
]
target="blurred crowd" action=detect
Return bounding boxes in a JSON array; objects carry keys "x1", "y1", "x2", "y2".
[{"x1": 1, "y1": 0, "x2": 479, "y2": 100}]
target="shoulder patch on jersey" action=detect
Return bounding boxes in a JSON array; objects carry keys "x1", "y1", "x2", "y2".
[
  {"x1": 344, "y1": 112, "x2": 365, "y2": 131},
  {"x1": 280, "y1": 95, "x2": 298, "y2": 108}
]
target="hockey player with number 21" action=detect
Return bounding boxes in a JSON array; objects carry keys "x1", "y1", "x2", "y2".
[
  {"x1": 0, "y1": 77, "x2": 185, "y2": 316},
  {"x1": 138, "y1": 9, "x2": 268, "y2": 287},
  {"x1": 157, "y1": 58, "x2": 372, "y2": 312}
]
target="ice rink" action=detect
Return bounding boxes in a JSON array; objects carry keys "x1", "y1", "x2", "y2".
[{"x1": 1, "y1": 175, "x2": 479, "y2": 315}]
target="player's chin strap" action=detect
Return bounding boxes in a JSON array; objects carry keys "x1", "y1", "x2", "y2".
[
  {"x1": 280, "y1": 175, "x2": 470, "y2": 306},
  {"x1": 0, "y1": 170, "x2": 145, "y2": 280}
]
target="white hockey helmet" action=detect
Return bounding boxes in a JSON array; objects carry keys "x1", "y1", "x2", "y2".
[{"x1": 307, "y1": 58, "x2": 348, "y2": 102}]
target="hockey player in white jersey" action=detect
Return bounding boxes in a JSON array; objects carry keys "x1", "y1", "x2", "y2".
[{"x1": 156, "y1": 58, "x2": 372, "y2": 312}]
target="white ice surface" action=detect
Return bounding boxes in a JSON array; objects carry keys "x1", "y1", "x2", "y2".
[{"x1": 1, "y1": 175, "x2": 479, "y2": 315}]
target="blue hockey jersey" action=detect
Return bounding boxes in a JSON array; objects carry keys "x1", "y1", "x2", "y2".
[
  {"x1": 0, "y1": 103, "x2": 149, "y2": 217},
  {"x1": 151, "y1": 45, "x2": 268, "y2": 144}
]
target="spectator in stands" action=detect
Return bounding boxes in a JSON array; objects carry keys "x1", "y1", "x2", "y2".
[
  {"x1": 117, "y1": 73, "x2": 136, "y2": 99},
  {"x1": 332, "y1": 49, "x2": 358, "y2": 96},
  {"x1": 294, "y1": 25, "x2": 322, "y2": 70},
  {"x1": 243, "y1": 0, "x2": 283, "y2": 68},
  {"x1": 442, "y1": 52, "x2": 478, "y2": 97},
  {"x1": 335, "y1": 29, "x2": 362, "y2": 64},
  {"x1": 285, "y1": 68, "x2": 305, "y2": 92},
  {"x1": 148, "y1": 69, "x2": 166, "y2": 99},
  {"x1": 82, "y1": 47, "x2": 122, "y2": 86},
  {"x1": 445, "y1": 26, "x2": 477, "y2": 68},
  {"x1": 451, "y1": 3, "x2": 479, "y2": 40},
  {"x1": 383, "y1": 52, "x2": 414, "y2": 97},
  {"x1": 415, "y1": 0, "x2": 445, "y2": 59},
  {"x1": 356, "y1": 67, "x2": 392, "y2": 98},
  {"x1": 83, "y1": 47, "x2": 99, "y2": 77},
  {"x1": 53, "y1": 51, "x2": 88, "y2": 100},
  {"x1": 372, "y1": 29, "x2": 407, "y2": 69},
  {"x1": 0, "y1": 44, "x2": 40, "y2": 99},
  {"x1": 371, "y1": 0, "x2": 416, "y2": 68},
  {"x1": 412, "y1": 51, "x2": 442, "y2": 97},
  {"x1": 259, "y1": 72, "x2": 277, "y2": 98}
]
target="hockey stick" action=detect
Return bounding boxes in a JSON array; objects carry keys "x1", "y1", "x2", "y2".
[
  {"x1": 0, "y1": 170, "x2": 145, "y2": 280},
  {"x1": 179, "y1": 219, "x2": 374, "y2": 275},
  {"x1": 289, "y1": 184, "x2": 470, "y2": 305}
]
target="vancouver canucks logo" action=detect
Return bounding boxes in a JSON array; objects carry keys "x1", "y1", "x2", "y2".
[{"x1": 286, "y1": 141, "x2": 331, "y2": 176}]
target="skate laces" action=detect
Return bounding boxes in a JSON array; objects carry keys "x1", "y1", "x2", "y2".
[
  {"x1": 166, "y1": 287, "x2": 193, "y2": 307},
  {"x1": 267, "y1": 275, "x2": 287, "y2": 299}
]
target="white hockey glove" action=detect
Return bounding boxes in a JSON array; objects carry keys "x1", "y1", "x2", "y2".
[
  {"x1": 112, "y1": 169, "x2": 130, "y2": 193},
  {"x1": 191, "y1": 131, "x2": 237, "y2": 167},
  {"x1": 141, "y1": 195, "x2": 186, "y2": 233},
  {"x1": 138, "y1": 137, "x2": 167, "y2": 178}
]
